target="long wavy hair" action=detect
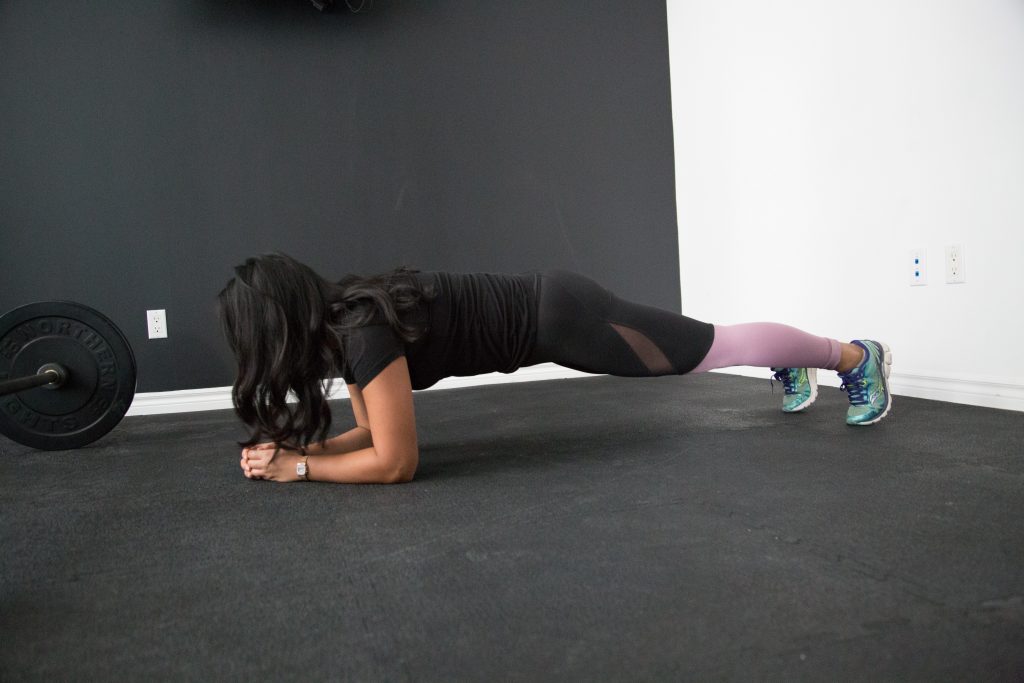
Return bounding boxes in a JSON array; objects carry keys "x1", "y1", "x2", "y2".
[{"x1": 217, "y1": 252, "x2": 433, "y2": 450}]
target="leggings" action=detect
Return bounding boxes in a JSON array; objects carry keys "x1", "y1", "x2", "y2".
[{"x1": 526, "y1": 270, "x2": 843, "y2": 376}]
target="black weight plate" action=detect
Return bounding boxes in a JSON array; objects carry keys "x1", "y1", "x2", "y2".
[{"x1": 0, "y1": 301, "x2": 137, "y2": 451}]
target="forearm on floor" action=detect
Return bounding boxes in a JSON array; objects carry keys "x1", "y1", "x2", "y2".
[
  {"x1": 306, "y1": 446, "x2": 415, "y2": 484},
  {"x1": 303, "y1": 426, "x2": 373, "y2": 455}
]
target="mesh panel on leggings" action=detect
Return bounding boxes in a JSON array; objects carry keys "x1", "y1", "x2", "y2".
[{"x1": 609, "y1": 322, "x2": 675, "y2": 375}]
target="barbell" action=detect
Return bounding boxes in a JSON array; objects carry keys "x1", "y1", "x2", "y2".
[{"x1": 0, "y1": 301, "x2": 137, "y2": 451}]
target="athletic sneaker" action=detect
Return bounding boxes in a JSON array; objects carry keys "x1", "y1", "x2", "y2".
[
  {"x1": 839, "y1": 340, "x2": 893, "y2": 426},
  {"x1": 771, "y1": 367, "x2": 818, "y2": 413}
]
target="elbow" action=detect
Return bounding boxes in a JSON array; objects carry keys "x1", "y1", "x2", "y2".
[
  {"x1": 387, "y1": 468, "x2": 416, "y2": 484},
  {"x1": 380, "y1": 450, "x2": 418, "y2": 484},
  {"x1": 382, "y1": 465, "x2": 416, "y2": 484}
]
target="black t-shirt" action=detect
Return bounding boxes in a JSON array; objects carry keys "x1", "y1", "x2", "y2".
[{"x1": 340, "y1": 271, "x2": 540, "y2": 390}]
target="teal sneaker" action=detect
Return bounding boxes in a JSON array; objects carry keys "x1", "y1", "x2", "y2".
[
  {"x1": 771, "y1": 367, "x2": 818, "y2": 413},
  {"x1": 839, "y1": 340, "x2": 893, "y2": 426}
]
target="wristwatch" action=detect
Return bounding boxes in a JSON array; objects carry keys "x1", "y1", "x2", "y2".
[{"x1": 296, "y1": 455, "x2": 309, "y2": 481}]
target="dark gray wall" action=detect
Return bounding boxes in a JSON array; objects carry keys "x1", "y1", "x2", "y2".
[{"x1": 0, "y1": 1, "x2": 681, "y2": 393}]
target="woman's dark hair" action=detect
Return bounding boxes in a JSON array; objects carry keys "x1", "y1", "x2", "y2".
[{"x1": 217, "y1": 252, "x2": 433, "y2": 450}]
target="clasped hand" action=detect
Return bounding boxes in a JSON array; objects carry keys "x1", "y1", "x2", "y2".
[{"x1": 240, "y1": 443, "x2": 301, "y2": 482}]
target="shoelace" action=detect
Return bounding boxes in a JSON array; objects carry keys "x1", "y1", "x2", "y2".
[
  {"x1": 839, "y1": 370, "x2": 869, "y2": 405},
  {"x1": 770, "y1": 369, "x2": 797, "y2": 395}
]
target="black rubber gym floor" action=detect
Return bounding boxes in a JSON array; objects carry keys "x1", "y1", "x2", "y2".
[{"x1": 2, "y1": 373, "x2": 1022, "y2": 681}]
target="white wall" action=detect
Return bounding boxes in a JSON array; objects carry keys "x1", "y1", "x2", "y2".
[{"x1": 666, "y1": 0, "x2": 1024, "y2": 410}]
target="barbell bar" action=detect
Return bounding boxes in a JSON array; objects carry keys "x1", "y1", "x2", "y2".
[{"x1": 0, "y1": 364, "x2": 67, "y2": 396}]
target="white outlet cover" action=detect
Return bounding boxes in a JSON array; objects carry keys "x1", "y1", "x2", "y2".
[
  {"x1": 945, "y1": 245, "x2": 966, "y2": 284},
  {"x1": 147, "y1": 309, "x2": 167, "y2": 339}
]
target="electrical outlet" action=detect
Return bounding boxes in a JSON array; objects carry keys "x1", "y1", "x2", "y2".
[
  {"x1": 945, "y1": 245, "x2": 966, "y2": 284},
  {"x1": 910, "y1": 249, "x2": 927, "y2": 286},
  {"x1": 147, "y1": 309, "x2": 167, "y2": 339}
]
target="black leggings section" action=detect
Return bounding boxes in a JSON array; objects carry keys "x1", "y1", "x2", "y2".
[{"x1": 525, "y1": 269, "x2": 715, "y2": 377}]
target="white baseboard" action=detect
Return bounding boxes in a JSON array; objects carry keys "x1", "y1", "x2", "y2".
[
  {"x1": 709, "y1": 367, "x2": 1024, "y2": 413},
  {"x1": 125, "y1": 363, "x2": 599, "y2": 416},
  {"x1": 127, "y1": 363, "x2": 1024, "y2": 417},
  {"x1": 886, "y1": 372, "x2": 1024, "y2": 412}
]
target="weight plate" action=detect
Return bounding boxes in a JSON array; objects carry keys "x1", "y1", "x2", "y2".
[{"x1": 0, "y1": 301, "x2": 137, "y2": 451}]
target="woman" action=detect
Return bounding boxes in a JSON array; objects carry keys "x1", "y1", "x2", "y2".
[{"x1": 218, "y1": 253, "x2": 892, "y2": 484}]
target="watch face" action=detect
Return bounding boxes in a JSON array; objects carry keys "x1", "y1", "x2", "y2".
[{"x1": 297, "y1": 462, "x2": 307, "y2": 475}]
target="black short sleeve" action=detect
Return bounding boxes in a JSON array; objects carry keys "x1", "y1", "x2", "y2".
[{"x1": 342, "y1": 325, "x2": 405, "y2": 390}]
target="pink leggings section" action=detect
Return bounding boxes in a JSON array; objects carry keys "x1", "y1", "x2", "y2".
[{"x1": 691, "y1": 323, "x2": 843, "y2": 373}]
